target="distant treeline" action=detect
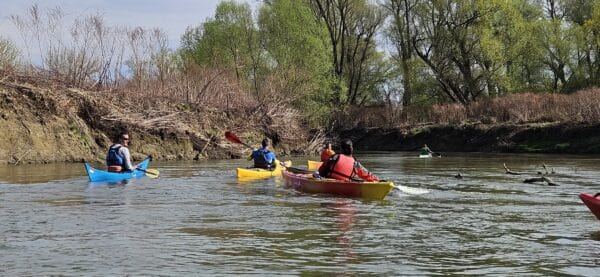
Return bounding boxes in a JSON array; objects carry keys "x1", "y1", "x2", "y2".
[{"x1": 2, "y1": 1, "x2": 600, "y2": 129}]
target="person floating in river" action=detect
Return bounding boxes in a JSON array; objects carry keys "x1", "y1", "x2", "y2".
[
  {"x1": 106, "y1": 132, "x2": 134, "y2": 172},
  {"x1": 320, "y1": 142, "x2": 335, "y2": 162},
  {"x1": 248, "y1": 138, "x2": 277, "y2": 170},
  {"x1": 318, "y1": 139, "x2": 379, "y2": 182}
]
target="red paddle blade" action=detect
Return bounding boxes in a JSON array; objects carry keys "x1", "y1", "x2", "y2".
[{"x1": 225, "y1": 131, "x2": 242, "y2": 144}]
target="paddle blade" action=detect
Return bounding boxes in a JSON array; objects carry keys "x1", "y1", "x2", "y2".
[
  {"x1": 225, "y1": 131, "x2": 242, "y2": 144},
  {"x1": 144, "y1": 168, "x2": 160, "y2": 178}
]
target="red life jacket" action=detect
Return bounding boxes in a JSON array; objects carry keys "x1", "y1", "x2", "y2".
[{"x1": 326, "y1": 154, "x2": 355, "y2": 181}]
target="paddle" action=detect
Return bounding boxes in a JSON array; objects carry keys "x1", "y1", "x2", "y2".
[
  {"x1": 137, "y1": 168, "x2": 159, "y2": 178},
  {"x1": 225, "y1": 131, "x2": 254, "y2": 150},
  {"x1": 286, "y1": 166, "x2": 314, "y2": 174}
]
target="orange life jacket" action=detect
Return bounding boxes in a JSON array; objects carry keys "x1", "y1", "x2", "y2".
[
  {"x1": 320, "y1": 149, "x2": 334, "y2": 162},
  {"x1": 326, "y1": 154, "x2": 355, "y2": 181},
  {"x1": 107, "y1": 165, "x2": 123, "y2": 172}
]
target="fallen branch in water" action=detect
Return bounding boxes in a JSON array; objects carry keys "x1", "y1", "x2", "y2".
[
  {"x1": 523, "y1": 176, "x2": 558, "y2": 186},
  {"x1": 503, "y1": 163, "x2": 522, "y2": 175},
  {"x1": 454, "y1": 171, "x2": 463, "y2": 179},
  {"x1": 538, "y1": 163, "x2": 556, "y2": 175}
]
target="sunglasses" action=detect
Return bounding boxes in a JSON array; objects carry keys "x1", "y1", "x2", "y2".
[{"x1": 122, "y1": 137, "x2": 130, "y2": 141}]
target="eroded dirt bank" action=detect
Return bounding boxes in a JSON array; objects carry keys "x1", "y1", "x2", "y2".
[
  {"x1": 0, "y1": 76, "x2": 313, "y2": 165},
  {"x1": 3, "y1": 74, "x2": 598, "y2": 165},
  {"x1": 339, "y1": 123, "x2": 600, "y2": 154}
]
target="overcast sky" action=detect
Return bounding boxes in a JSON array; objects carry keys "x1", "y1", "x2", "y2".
[{"x1": 0, "y1": 0, "x2": 259, "y2": 50}]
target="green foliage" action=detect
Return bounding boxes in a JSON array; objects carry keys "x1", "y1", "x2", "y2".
[
  {"x1": 180, "y1": 1, "x2": 265, "y2": 92},
  {"x1": 310, "y1": 0, "x2": 386, "y2": 106},
  {"x1": 258, "y1": 0, "x2": 336, "y2": 126},
  {"x1": 176, "y1": 0, "x2": 600, "y2": 128}
]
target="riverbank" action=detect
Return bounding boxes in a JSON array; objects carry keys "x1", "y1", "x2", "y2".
[
  {"x1": 340, "y1": 122, "x2": 600, "y2": 154},
  {"x1": 3, "y1": 72, "x2": 599, "y2": 165},
  {"x1": 0, "y1": 72, "x2": 313, "y2": 164}
]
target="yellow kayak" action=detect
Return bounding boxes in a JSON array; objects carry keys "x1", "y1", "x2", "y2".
[
  {"x1": 237, "y1": 160, "x2": 292, "y2": 179},
  {"x1": 307, "y1": 160, "x2": 322, "y2": 170}
]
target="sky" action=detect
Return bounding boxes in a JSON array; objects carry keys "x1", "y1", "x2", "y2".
[{"x1": 0, "y1": 0, "x2": 259, "y2": 50}]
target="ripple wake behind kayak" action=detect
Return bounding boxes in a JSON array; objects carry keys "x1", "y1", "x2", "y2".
[{"x1": 393, "y1": 184, "x2": 430, "y2": 195}]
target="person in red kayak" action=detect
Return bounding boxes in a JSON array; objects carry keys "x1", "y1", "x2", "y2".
[
  {"x1": 106, "y1": 132, "x2": 134, "y2": 172},
  {"x1": 318, "y1": 139, "x2": 379, "y2": 182},
  {"x1": 320, "y1": 142, "x2": 335, "y2": 162}
]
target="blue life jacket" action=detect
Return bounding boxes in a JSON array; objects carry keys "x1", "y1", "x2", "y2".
[
  {"x1": 106, "y1": 144, "x2": 124, "y2": 166},
  {"x1": 253, "y1": 148, "x2": 274, "y2": 169}
]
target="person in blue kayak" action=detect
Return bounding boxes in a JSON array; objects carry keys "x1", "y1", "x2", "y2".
[
  {"x1": 248, "y1": 138, "x2": 277, "y2": 170},
  {"x1": 106, "y1": 132, "x2": 134, "y2": 172},
  {"x1": 420, "y1": 144, "x2": 434, "y2": 156},
  {"x1": 318, "y1": 139, "x2": 379, "y2": 182}
]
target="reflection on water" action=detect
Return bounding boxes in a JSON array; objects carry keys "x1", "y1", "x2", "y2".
[
  {"x1": 1, "y1": 153, "x2": 600, "y2": 275},
  {"x1": 0, "y1": 162, "x2": 84, "y2": 184}
]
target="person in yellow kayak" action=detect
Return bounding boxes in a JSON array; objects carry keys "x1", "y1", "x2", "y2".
[
  {"x1": 106, "y1": 132, "x2": 134, "y2": 172},
  {"x1": 320, "y1": 142, "x2": 335, "y2": 162},
  {"x1": 248, "y1": 138, "x2": 277, "y2": 170},
  {"x1": 318, "y1": 139, "x2": 379, "y2": 182}
]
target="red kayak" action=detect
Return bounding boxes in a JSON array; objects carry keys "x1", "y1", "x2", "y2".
[
  {"x1": 579, "y1": 193, "x2": 600, "y2": 220},
  {"x1": 282, "y1": 170, "x2": 394, "y2": 200}
]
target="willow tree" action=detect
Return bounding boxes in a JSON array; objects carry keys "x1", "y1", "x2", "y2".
[
  {"x1": 180, "y1": 1, "x2": 265, "y2": 94},
  {"x1": 407, "y1": 0, "x2": 536, "y2": 104},
  {"x1": 258, "y1": 0, "x2": 335, "y2": 125},
  {"x1": 310, "y1": 0, "x2": 386, "y2": 106},
  {"x1": 383, "y1": 0, "x2": 418, "y2": 106},
  {"x1": 566, "y1": 0, "x2": 600, "y2": 89}
]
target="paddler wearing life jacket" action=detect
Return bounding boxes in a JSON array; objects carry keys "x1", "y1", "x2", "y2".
[
  {"x1": 248, "y1": 138, "x2": 277, "y2": 170},
  {"x1": 320, "y1": 142, "x2": 335, "y2": 162},
  {"x1": 318, "y1": 139, "x2": 379, "y2": 182},
  {"x1": 106, "y1": 132, "x2": 134, "y2": 172}
]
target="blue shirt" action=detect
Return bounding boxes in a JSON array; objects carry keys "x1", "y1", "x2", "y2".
[{"x1": 251, "y1": 147, "x2": 276, "y2": 163}]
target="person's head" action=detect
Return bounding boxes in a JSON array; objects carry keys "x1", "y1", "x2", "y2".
[
  {"x1": 423, "y1": 144, "x2": 428, "y2": 147},
  {"x1": 340, "y1": 139, "x2": 353, "y2": 155},
  {"x1": 261, "y1": 138, "x2": 270, "y2": 148},
  {"x1": 324, "y1": 143, "x2": 332, "y2": 150},
  {"x1": 118, "y1": 132, "x2": 130, "y2": 146}
]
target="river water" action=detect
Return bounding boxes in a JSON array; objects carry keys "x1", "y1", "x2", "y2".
[{"x1": 1, "y1": 152, "x2": 599, "y2": 275}]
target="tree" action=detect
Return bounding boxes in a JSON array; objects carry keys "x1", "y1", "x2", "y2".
[
  {"x1": 258, "y1": 0, "x2": 335, "y2": 125},
  {"x1": 310, "y1": 0, "x2": 386, "y2": 106},
  {"x1": 180, "y1": 1, "x2": 265, "y2": 94},
  {"x1": 383, "y1": 0, "x2": 418, "y2": 106}
]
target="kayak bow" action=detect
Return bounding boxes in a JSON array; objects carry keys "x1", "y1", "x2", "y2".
[{"x1": 579, "y1": 193, "x2": 600, "y2": 220}]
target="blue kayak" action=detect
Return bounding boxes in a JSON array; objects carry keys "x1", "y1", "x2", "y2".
[{"x1": 84, "y1": 157, "x2": 151, "y2": 182}]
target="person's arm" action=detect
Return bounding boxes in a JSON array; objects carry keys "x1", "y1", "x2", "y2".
[
  {"x1": 318, "y1": 159, "x2": 332, "y2": 177},
  {"x1": 248, "y1": 149, "x2": 257, "y2": 161},
  {"x1": 354, "y1": 161, "x2": 379, "y2": 182},
  {"x1": 120, "y1": 147, "x2": 134, "y2": 171},
  {"x1": 266, "y1": 152, "x2": 276, "y2": 163}
]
